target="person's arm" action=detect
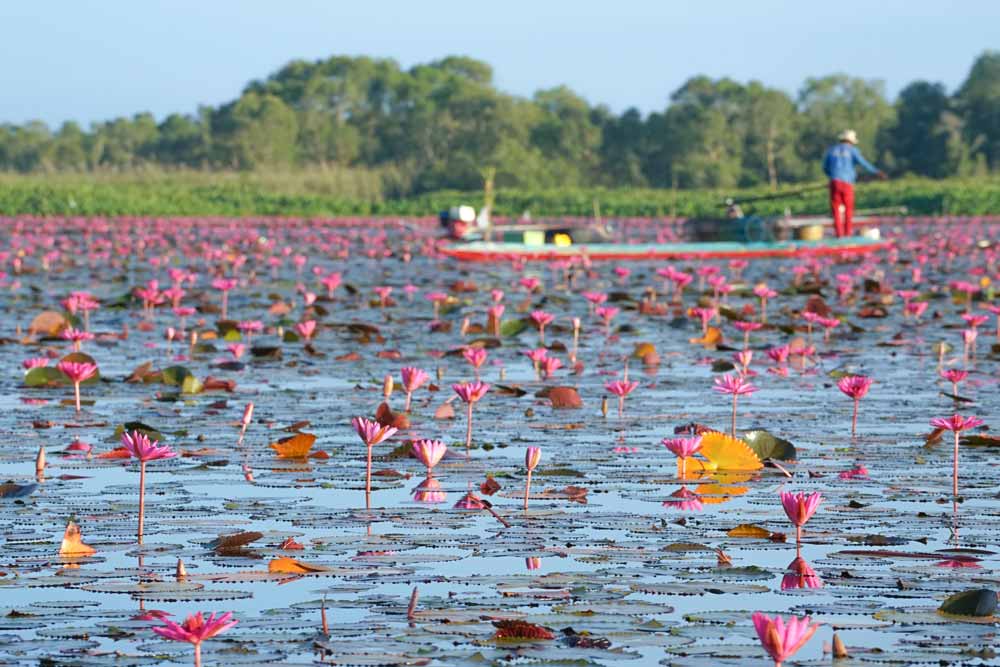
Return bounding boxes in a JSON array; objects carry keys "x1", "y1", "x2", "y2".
[
  {"x1": 822, "y1": 149, "x2": 833, "y2": 178},
  {"x1": 851, "y1": 146, "x2": 879, "y2": 174}
]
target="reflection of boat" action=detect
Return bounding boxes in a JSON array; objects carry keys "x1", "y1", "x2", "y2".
[{"x1": 440, "y1": 235, "x2": 891, "y2": 262}]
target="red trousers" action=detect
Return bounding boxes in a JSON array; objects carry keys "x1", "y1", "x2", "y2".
[{"x1": 829, "y1": 179, "x2": 855, "y2": 237}]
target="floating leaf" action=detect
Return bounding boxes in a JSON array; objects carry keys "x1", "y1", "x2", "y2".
[
  {"x1": 268, "y1": 557, "x2": 330, "y2": 574},
  {"x1": 500, "y1": 319, "x2": 528, "y2": 337},
  {"x1": 0, "y1": 482, "x2": 37, "y2": 498},
  {"x1": 742, "y1": 430, "x2": 797, "y2": 461},
  {"x1": 24, "y1": 367, "x2": 66, "y2": 388},
  {"x1": 689, "y1": 432, "x2": 763, "y2": 471},
  {"x1": 938, "y1": 589, "x2": 998, "y2": 617},
  {"x1": 59, "y1": 521, "x2": 96, "y2": 557},
  {"x1": 492, "y1": 620, "x2": 555, "y2": 641},
  {"x1": 726, "y1": 524, "x2": 772, "y2": 539},
  {"x1": 161, "y1": 366, "x2": 194, "y2": 386},
  {"x1": 29, "y1": 311, "x2": 68, "y2": 336},
  {"x1": 270, "y1": 432, "x2": 317, "y2": 458}
]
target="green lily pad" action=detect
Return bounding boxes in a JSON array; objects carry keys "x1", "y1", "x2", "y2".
[
  {"x1": 938, "y1": 589, "x2": 998, "y2": 617},
  {"x1": 741, "y1": 430, "x2": 796, "y2": 461}
]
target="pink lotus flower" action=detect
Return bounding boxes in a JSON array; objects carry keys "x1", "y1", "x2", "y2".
[
  {"x1": 490, "y1": 289, "x2": 504, "y2": 303},
  {"x1": 605, "y1": 379, "x2": 639, "y2": 417},
  {"x1": 23, "y1": 357, "x2": 48, "y2": 370},
  {"x1": 320, "y1": 272, "x2": 342, "y2": 298},
  {"x1": 453, "y1": 382, "x2": 490, "y2": 455},
  {"x1": 780, "y1": 491, "x2": 822, "y2": 543},
  {"x1": 153, "y1": 611, "x2": 237, "y2": 667},
  {"x1": 524, "y1": 348, "x2": 548, "y2": 375},
  {"x1": 663, "y1": 435, "x2": 702, "y2": 477},
  {"x1": 752, "y1": 612, "x2": 819, "y2": 667},
  {"x1": 211, "y1": 278, "x2": 238, "y2": 319},
  {"x1": 583, "y1": 291, "x2": 607, "y2": 307},
  {"x1": 374, "y1": 285, "x2": 393, "y2": 307},
  {"x1": 57, "y1": 360, "x2": 98, "y2": 413},
  {"x1": 61, "y1": 327, "x2": 95, "y2": 352},
  {"x1": 400, "y1": 366, "x2": 429, "y2": 412},
  {"x1": 453, "y1": 381, "x2": 490, "y2": 404},
  {"x1": 690, "y1": 307, "x2": 717, "y2": 335},
  {"x1": 462, "y1": 347, "x2": 488, "y2": 379},
  {"x1": 425, "y1": 291, "x2": 448, "y2": 319},
  {"x1": 519, "y1": 277, "x2": 540, "y2": 292},
  {"x1": 530, "y1": 310, "x2": 555, "y2": 344},
  {"x1": 713, "y1": 374, "x2": 758, "y2": 437},
  {"x1": 541, "y1": 356, "x2": 562, "y2": 379},
  {"x1": 931, "y1": 414, "x2": 985, "y2": 496},
  {"x1": 523, "y1": 446, "x2": 541, "y2": 510},
  {"x1": 941, "y1": 368, "x2": 969, "y2": 396},
  {"x1": 767, "y1": 345, "x2": 790, "y2": 365},
  {"x1": 594, "y1": 306, "x2": 619, "y2": 333},
  {"x1": 753, "y1": 284, "x2": 778, "y2": 322},
  {"x1": 121, "y1": 430, "x2": 176, "y2": 544},
  {"x1": 294, "y1": 320, "x2": 317, "y2": 341},
  {"x1": 353, "y1": 417, "x2": 399, "y2": 510},
  {"x1": 837, "y1": 375, "x2": 872, "y2": 436},
  {"x1": 227, "y1": 343, "x2": 245, "y2": 360},
  {"x1": 412, "y1": 439, "x2": 447, "y2": 474},
  {"x1": 906, "y1": 301, "x2": 928, "y2": 320}
]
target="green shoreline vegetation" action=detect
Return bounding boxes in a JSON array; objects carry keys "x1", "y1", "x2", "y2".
[
  {"x1": 2, "y1": 51, "x2": 999, "y2": 217},
  {"x1": 0, "y1": 171, "x2": 997, "y2": 218}
]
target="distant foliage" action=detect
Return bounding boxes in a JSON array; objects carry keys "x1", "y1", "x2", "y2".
[
  {"x1": 0, "y1": 171, "x2": 997, "y2": 217},
  {"x1": 0, "y1": 52, "x2": 999, "y2": 194}
]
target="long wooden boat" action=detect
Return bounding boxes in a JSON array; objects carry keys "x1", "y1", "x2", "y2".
[{"x1": 440, "y1": 236, "x2": 891, "y2": 262}]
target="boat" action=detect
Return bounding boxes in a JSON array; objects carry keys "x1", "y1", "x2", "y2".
[
  {"x1": 439, "y1": 234, "x2": 892, "y2": 262},
  {"x1": 438, "y1": 187, "x2": 897, "y2": 262}
]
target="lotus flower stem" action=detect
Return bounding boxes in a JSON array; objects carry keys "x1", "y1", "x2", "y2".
[
  {"x1": 851, "y1": 398, "x2": 859, "y2": 437},
  {"x1": 73, "y1": 381, "x2": 82, "y2": 413},
  {"x1": 404, "y1": 391, "x2": 413, "y2": 413},
  {"x1": 464, "y1": 403, "x2": 474, "y2": 456},
  {"x1": 365, "y1": 444, "x2": 373, "y2": 510},
  {"x1": 731, "y1": 394, "x2": 738, "y2": 439},
  {"x1": 952, "y1": 430, "x2": 960, "y2": 497},
  {"x1": 523, "y1": 470, "x2": 533, "y2": 511},
  {"x1": 138, "y1": 461, "x2": 146, "y2": 543}
]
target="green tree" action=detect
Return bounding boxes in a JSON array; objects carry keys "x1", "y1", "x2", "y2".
[
  {"x1": 956, "y1": 51, "x2": 1000, "y2": 170},
  {"x1": 797, "y1": 75, "x2": 895, "y2": 177},
  {"x1": 213, "y1": 93, "x2": 299, "y2": 168}
]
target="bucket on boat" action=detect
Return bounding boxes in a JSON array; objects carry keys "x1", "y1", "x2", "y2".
[
  {"x1": 796, "y1": 224, "x2": 824, "y2": 241},
  {"x1": 861, "y1": 227, "x2": 881, "y2": 240}
]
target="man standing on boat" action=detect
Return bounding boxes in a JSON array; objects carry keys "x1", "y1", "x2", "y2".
[{"x1": 822, "y1": 129, "x2": 886, "y2": 237}]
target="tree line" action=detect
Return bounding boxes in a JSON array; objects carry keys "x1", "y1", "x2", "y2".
[{"x1": 1, "y1": 52, "x2": 998, "y2": 195}]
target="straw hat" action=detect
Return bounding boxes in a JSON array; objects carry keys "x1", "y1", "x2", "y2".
[{"x1": 838, "y1": 129, "x2": 858, "y2": 144}]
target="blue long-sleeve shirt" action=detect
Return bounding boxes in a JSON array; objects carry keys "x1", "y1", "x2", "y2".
[{"x1": 822, "y1": 143, "x2": 878, "y2": 184}]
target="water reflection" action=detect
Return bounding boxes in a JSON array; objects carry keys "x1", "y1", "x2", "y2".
[
  {"x1": 662, "y1": 485, "x2": 703, "y2": 511},
  {"x1": 412, "y1": 475, "x2": 447, "y2": 504},
  {"x1": 781, "y1": 555, "x2": 823, "y2": 590}
]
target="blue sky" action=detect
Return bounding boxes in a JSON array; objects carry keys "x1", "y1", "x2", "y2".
[{"x1": 3, "y1": 0, "x2": 997, "y2": 127}]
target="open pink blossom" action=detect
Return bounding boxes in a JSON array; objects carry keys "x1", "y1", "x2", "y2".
[
  {"x1": 752, "y1": 612, "x2": 819, "y2": 667},
  {"x1": 931, "y1": 414, "x2": 985, "y2": 496},
  {"x1": 153, "y1": 611, "x2": 237, "y2": 667}
]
